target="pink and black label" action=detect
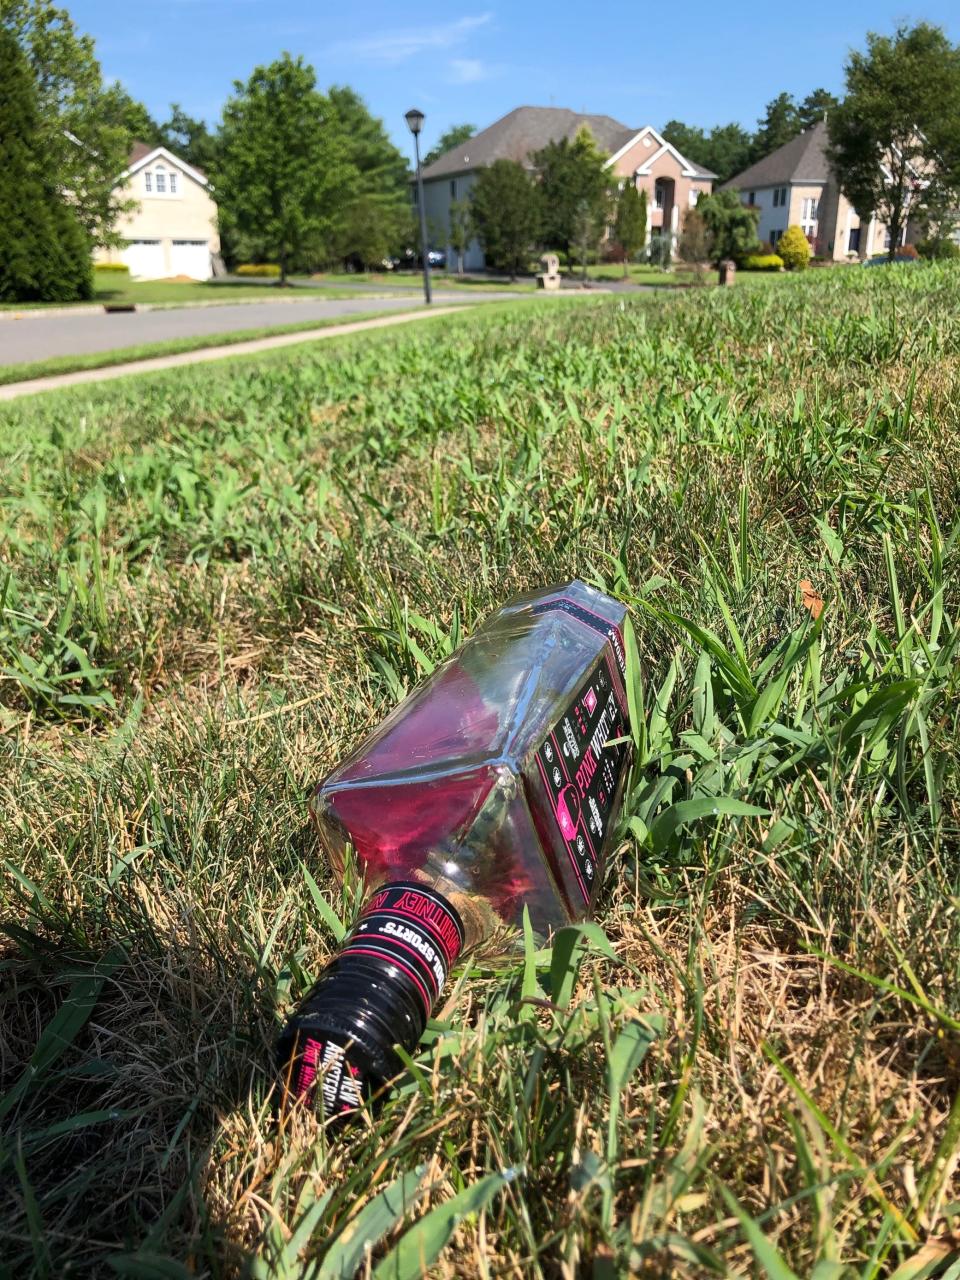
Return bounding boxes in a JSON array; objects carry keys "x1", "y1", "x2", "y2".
[
  {"x1": 534, "y1": 656, "x2": 629, "y2": 904},
  {"x1": 293, "y1": 1037, "x2": 365, "y2": 1113},
  {"x1": 339, "y1": 882, "x2": 465, "y2": 1021}
]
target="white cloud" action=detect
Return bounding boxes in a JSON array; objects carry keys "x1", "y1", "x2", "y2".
[
  {"x1": 334, "y1": 13, "x2": 492, "y2": 64},
  {"x1": 447, "y1": 58, "x2": 488, "y2": 83}
]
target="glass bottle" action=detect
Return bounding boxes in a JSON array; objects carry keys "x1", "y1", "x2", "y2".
[{"x1": 277, "y1": 580, "x2": 632, "y2": 1119}]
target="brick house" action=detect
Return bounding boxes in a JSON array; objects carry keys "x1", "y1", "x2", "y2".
[
  {"x1": 721, "y1": 120, "x2": 907, "y2": 261},
  {"x1": 418, "y1": 107, "x2": 715, "y2": 270}
]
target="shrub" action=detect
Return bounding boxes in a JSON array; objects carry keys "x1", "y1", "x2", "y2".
[
  {"x1": 917, "y1": 236, "x2": 960, "y2": 260},
  {"x1": 235, "y1": 263, "x2": 281, "y2": 277},
  {"x1": 94, "y1": 262, "x2": 131, "y2": 274},
  {"x1": 778, "y1": 225, "x2": 811, "y2": 271},
  {"x1": 741, "y1": 254, "x2": 784, "y2": 272}
]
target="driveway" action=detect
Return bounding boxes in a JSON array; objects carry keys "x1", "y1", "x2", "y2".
[{"x1": 0, "y1": 292, "x2": 514, "y2": 367}]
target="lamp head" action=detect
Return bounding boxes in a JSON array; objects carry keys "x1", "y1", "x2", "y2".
[{"x1": 404, "y1": 108, "x2": 425, "y2": 136}]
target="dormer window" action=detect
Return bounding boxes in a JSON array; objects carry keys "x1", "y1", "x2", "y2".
[{"x1": 142, "y1": 157, "x2": 181, "y2": 196}]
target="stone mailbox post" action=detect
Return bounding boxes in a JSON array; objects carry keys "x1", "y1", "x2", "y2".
[
  {"x1": 536, "y1": 253, "x2": 562, "y2": 291},
  {"x1": 718, "y1": 259, "x2": 736, "y2": 286}
]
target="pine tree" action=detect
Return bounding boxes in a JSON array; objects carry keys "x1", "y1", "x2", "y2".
[
  {"x1": 613, "y1": 183, "x2": 647, "y2": 276},
  {"x1": 0, "y1": 26, "x2": 91, "y2": 302}
]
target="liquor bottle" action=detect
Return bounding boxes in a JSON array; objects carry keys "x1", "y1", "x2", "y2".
[{"x1": 278, "y1": 580, "x2": 632, "y2": 1119}]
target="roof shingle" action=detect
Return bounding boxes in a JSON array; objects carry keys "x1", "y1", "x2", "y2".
[
  {"x1": 721, "y1": 120, "x2": 831, "y2": 191},
  {"x1": 419, "y1": 106, "x2": 637, "y2": 180}
]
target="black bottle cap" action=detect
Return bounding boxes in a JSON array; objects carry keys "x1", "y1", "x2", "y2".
[{"x1": 278, "y1": 881, "x2": 465, "y2": 1121}]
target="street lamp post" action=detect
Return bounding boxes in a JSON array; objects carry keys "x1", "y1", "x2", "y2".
[{"x1": 405, "y1": 107, "x2": 432, "y2": 306}]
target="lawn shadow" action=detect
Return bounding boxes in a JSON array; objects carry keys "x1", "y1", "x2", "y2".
[{"x1": 0, "y1": 841, "x2": 304, "y2": 1276}]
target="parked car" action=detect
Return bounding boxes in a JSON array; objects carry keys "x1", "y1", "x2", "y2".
[
  {"x1": 861, "y1": 252, "x2": 921, "y2": 266},
  {"x1": 427, "y1": 249, "x2": 446, "y2": 269}
]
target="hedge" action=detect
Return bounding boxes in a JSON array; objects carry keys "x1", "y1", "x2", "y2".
[
  {"x1": 94, "y1": 262, "x2": 131, "y2": 274},
  {"x1": 741, "y1": 254, "x2": 784, "y2": 272},
  {"x1": 235, "y1": 263, "x2": 281, "y2": 277}
]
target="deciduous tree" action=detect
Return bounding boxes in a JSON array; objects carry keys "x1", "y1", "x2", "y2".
[
  {"x1": 662, "y1": 119, "x2": 751, "y2": 183},
  {"x1": 215, "y1": 55, "x2": 357, "y2": 281},
  {"x1": 159, "y1": 104, "x2": 219, "y2": 172},
  {"x1": 326, "y1": 86, "x2": 410, "y2": 266},
  {"x1": 696, "y1": 189, "x2": 760, "y2": 265},
  {"x1": 2, "y1": 0, "x2": 134, "y2": 245},
  {"x1": 423, "y1": 123, "x2": 475, "y2": 168},
  {"x1": 535, "y1": 128, "x2": 611, "y2": 269},
  {"x1": 470, "y1": 159, "x2": 540, "y2": 279},
  {"x1": 828, "y1": 23, "x2": 960, "y2": 261}
]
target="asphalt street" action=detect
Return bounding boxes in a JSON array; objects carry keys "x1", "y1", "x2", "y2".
[{"x1": 0, "y1": 292, "x2": 513, "y2": 366}]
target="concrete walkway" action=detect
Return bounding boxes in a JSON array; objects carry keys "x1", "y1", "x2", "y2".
[{"x1": 0, "y1": 306, "x2": 467, "y2": 402}]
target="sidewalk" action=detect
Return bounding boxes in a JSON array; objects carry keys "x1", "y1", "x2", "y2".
[{"x1": 0, "y1": 306, "x2": 465, "y2": 402}]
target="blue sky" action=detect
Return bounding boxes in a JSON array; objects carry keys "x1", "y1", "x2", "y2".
[{"x1": 75, "y1": 1, "x2": 960, "y2": 155}]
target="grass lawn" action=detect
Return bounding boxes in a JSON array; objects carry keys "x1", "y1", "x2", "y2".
[
  {"x1": 2, "y1": 266, "x2": 959, "y2": 1275},
  {"x1": 311, "y1": 269, "x2": 539, "y2": 293},
  {"x1": 0, "y1": 307, "x2": 417, "y2": 387},
  {"x1": 0, "y1": 270, "x2": 370, "y2": 311}
]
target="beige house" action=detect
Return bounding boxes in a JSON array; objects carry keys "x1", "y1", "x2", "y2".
[
  {"x1": 721, "y1": 121, "x2": 906, "y2": 261},
  {"x1": 418, "y1": 108, "x2": 714, "y2": 270},
  {"x1": 95, "y1": 143, "x2": 220, "y2": 280}
]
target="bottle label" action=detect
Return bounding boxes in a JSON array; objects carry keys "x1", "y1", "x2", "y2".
[
  {"x1": 292, "y1": 1037, "x2": 365, "y2": 1113},
  {"x1": 534, "y1": 656, "x2": 630, "y2": 904},
  {"x1": 339, "y1": 882, "x2": 466, "y2": 1021}
]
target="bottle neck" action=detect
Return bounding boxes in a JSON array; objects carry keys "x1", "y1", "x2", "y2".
[{"x1": 278, "y1": 880, "x2": 465, "y2": 1119}]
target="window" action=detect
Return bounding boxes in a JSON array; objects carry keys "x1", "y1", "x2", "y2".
[
  {"x1": 801, "y1": 197, "x2": 819, "y2": 222},
  {"x1": 848, "y1": 226, "x2": 861, "y2": 252},
  {"x1": 770, "y1": 228, "x2": 783, "y2": 246},
  {"x1": 654, "y1": 180, "x2": 665, "y2": 209},
  {"x1": 748, "y1": 191, "x2": 755, "y2": 205},
  {"x1": 772, "y1": 186, "x2": 788, "y2": 208},
  {"x1": 450, "y1": 179, "x2": 456, "y2": 198},
  {"x1": 144, "y1": 171, "x2": 152, "y2": 193},
  {"x1": 155, "y1": 167, "x2": 166, "y2": 194},
  {"x1": 169, "y1": 171, "x2": 178, "y2": 194}
]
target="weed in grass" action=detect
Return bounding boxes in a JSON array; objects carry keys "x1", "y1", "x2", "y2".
[{"x1": 1, "y1": 264, "x2": 960, "y2": 1276}]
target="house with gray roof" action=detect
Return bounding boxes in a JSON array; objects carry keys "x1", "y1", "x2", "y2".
[
  {"x1": 418, "y1": 106, "x2": 716, "y2": 270},
  {"x1": 721, "y1": 120, "x2": 904, "y2": 261}
]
